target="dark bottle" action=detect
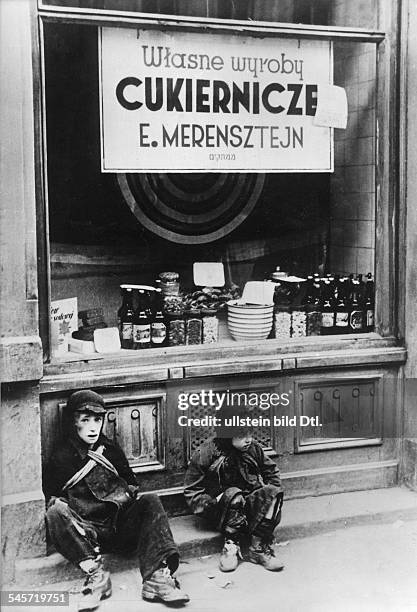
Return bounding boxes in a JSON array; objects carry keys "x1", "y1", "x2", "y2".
[
  {"x1": 151, "y1": 288, "x2": 167, "y2": 347},
  {"x1": 302, "y1": 275, "x2": 314, "y2": 306},
  {"x1": 349, "y1": 280, "x2": 364, "y2": 333},
  {"x1": 306, "y1": 281, "x2": 321, "y2": 336},
  {"x1": 343, "y1": 273, "x2": 352, "y2": 301},
  {"x1": 320, "y1": 280, "x2": 335, "y2": 335},
  {"x1": 334, "y1": 278, "x2": 350, "y2": 334},
  {"x1": 333, "y1": 274, "x2": 341, "y2": 300},
  {"x1": 145, "y1": 290, "x2": 153, "y2": 319},
  {"x1": 363, "y1": 273, "x2": 375, "y2": 332},
  {"x1": 118, "y1": 286, "x2": 135, "y2": 349},
  {"x1": 133, "y1": 289, "x2": 151, "y2": 349},
  {"x1": 356, "y1": 274, "x2": 364, "y2": 303}
]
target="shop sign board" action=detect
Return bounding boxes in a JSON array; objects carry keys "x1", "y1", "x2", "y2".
[{"x1": 99, "y1": 27, "x2": 333, "y2": 172}]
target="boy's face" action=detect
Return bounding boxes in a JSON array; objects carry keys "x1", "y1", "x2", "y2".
[
  {"x1": 231, "y1": 435, "x2": 253, "y2": 451},
  {"x1": 74, "y1": 411, "x2": 104, "y2": 446}
]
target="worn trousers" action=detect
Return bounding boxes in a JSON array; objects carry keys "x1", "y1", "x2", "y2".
[
  {"x1": 46, "y1": 494, "x2": 179, "y2": 581},
  {"x1": 204, "y1": 485, "x2": 283, "y2": 540}
]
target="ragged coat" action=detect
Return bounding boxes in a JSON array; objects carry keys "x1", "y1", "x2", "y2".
[
  {"x1": 45, "y1": 434, "x2": 138, "y2": 526},
  {"x1": 184, "y1": 438, "x2": 282, "y2": 516}
]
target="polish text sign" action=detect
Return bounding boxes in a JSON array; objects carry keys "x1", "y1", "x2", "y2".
[{"x1": 99, "y1": 27, "x2": 333, "y2": 172}]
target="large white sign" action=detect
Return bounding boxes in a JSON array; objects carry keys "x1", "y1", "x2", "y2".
[{"x1": 99, "y1": 27, "x2": 333, "y2": 172}]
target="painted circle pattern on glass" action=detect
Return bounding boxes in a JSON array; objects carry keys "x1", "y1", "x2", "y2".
[{"x1": 117, "y1": 173, "x2": 265, "y2": 244}]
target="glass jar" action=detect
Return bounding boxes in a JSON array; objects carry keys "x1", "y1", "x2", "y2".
[
  {"x1": 167, "y1": 311, "x2": 185, "y2": 346},
  {"x1": 291, "y1": 308, "x2": 307, "y2": 338},
  {"x1": 158, "y1": 271, "x2": 180, "y2": 296},
  {"x1": 163, "y1": 294, "x2": 184, "y2": 313},
  {"x1": 202, "y1": 309, "x2": 219, "y2": 344},
  {"x1": 274, "y1": 306, "x2": 291, "y2": 340},
  {"x1": 306, "y1": 307, "x2": 321, "y2": 336},
  {"x1": 186, "y1": 310, "x2": 202, "y2": 345}
]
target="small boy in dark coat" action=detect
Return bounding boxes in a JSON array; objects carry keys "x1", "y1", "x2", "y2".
[
  {"x1": 184, "y1": 419, "x2": 284, "y2": 573},
  {"x1": 45, "y1": 390, "x2": 189, "y2": 612}
]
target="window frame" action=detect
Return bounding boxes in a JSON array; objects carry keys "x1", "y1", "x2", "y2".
[{"x1": 35, "y1": 1, "x2": 400, "y2": 366}]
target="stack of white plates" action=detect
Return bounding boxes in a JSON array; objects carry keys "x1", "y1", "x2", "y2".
[{"x1": 227, "y1": 300, "x2": 274, "y2": 340}]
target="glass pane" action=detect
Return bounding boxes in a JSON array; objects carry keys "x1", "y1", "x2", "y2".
[
  {"x1": 44, "y1": 23, "x2": 377, "y2": 358},
  {"x1": 330, "y1": 41, "x2": 376, "y2": 278}
]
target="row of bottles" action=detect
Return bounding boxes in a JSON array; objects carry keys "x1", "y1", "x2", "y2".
[
  {"x1": 117, "y1": 284, "x2": 220, "y2": 349},
  {"x1": 272, "y1": 272, "x2": 375, "y2": 339},
  {"x1": 117, "y1": 285, "x2": 167, "y2": 349},
  {"x1": 305, "y1": 273, "x2": 375, "y2": 336},
  {"x1": 118, "y1": 272, "x2": 375, "y2": 347}
]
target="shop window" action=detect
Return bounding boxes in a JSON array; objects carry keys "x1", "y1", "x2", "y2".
[{"x1": 42, "y1": 19, "x2": 379, "y2": 360}]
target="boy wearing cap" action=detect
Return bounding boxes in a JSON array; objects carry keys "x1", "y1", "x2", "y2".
[
  {"x1": 45, "y1": 390, "x2": 189, "y2": 612},
  {"x1": 184, "y1": 417, "x2": 284, "y2": 574}
]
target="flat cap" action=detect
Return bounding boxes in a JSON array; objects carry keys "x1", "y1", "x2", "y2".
[{"x1": 67, "y1": 390, "x2": 106, "y2": 415}]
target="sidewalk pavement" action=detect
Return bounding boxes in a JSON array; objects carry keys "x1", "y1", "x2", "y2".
[
  {"x1": 3, "y1": 518, "x2": 417, "y2": 612},
  {"x1": 13, "y1": 486, "x2": 417, "y2": 587}
]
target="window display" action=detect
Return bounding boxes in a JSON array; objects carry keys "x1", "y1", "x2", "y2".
[{"x1": 43, "y1": 21, "x2": 377, "y2": 360}]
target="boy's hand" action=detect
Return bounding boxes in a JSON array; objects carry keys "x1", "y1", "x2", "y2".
[
  {"x1": 47, "y1": 496, "x2": 68, "y2": 510},
  {"x1": 46, "y1": 496, "x2": 57, "y2": 510},
  {"x1": 128, "y1": 485, "x2": 140, "y2": 498}
]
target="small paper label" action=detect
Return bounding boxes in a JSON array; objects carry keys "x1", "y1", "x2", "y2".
[
  {"x1": 350, "y1": 310, "x2": 363, "y2": 330},
  {"x1": 335, "y1": 312, "x2": 349, "y2": 327},
  {"x1": 313, "y1": 84, "x2": 348, "y2": 129},
  {"x1": 50, "y1": 297, "x2": 78, "y2": 356},
  {"x1": 242, "y1": 281, "x2": 275, "y2": 306},
  {"x1": 321, "y1": 312, "x2": 334, "y2": 327},
  {"x1": 367, "y1": 310, "x2": 374, "y2": 327},
  {"x1": 193, "y1": 262, "x2": 225, "y2": 287},
  {"x1": 151, "y1": 322, "x2": 167, "y2": 343},
  {"x1": 94, "y1": 327, "x2": 121, "y2": 352}
]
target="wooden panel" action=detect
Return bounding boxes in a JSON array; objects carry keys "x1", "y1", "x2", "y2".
[
  {"x1": 104, "y1": 394, "x2": 165, "y2": 471},
  {"x1": 296, "y1": 347, "x2": 406, "y2": 369},
  {"x1": 40, "y1": 366, "x2": 169, "y2": 393},
  {"x1": 41, "y1": 388, "x2": 166, "y2": 474},
  {"x1": 294, "y1": 374, "x2": 383, "y2": 452},
  {"x1": 40, "y1": 365, "x2": 401, "y2": 499},
  {"x1": 184, "y1": 358, "x2": 282, "y2": 378},
  {"x1": 185, "y1": 378, "x2": 287, "y2": 457},
  {"x1": 40, "y1": 340, "x2": 406, "y2": 387}
]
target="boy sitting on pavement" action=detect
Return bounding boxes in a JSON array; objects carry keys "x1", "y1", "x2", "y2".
[
  {"x1": 44, "y1": 389, "x2": 189, "y2": 611},
  {"x1": 184, "y1": 407, "x2": 284, "y2": 573}
]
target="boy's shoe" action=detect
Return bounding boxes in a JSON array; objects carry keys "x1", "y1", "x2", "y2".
[
  {"x1": 248, "y1": 541, "x2": 284, "y2": 572},
  {"x1": 142, "y1": 567, "x2": 190, "y2": 604},
  {"x1": 77, "y1": 565, "x2": 112, "y2": 611},
  {"x1": 219, "y1": 539, "x2": 242, "y2": 572}
]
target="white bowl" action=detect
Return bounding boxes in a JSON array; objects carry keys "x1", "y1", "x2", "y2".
[
  {"x1": 228, "y1": 318, "x2": 272, "y2": 324},
  {"x1": 228, "y1": 323, "x2": 272, "y2": 332},
  {"x1": 227, "y1": 300, "x2": 274, "y2": 316},
  {"x1": 228, "y1": 325, "x2": 272, "y2": 333},
  {"x1": 228, "y1": 322, "x2": 273, "y2": 331},
  {"x1": 230, "y1": 330, "x2": 272, "y2": 340},
  {"x1": 228, "y1": 312, "x2": 273, "y2": 321}
]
